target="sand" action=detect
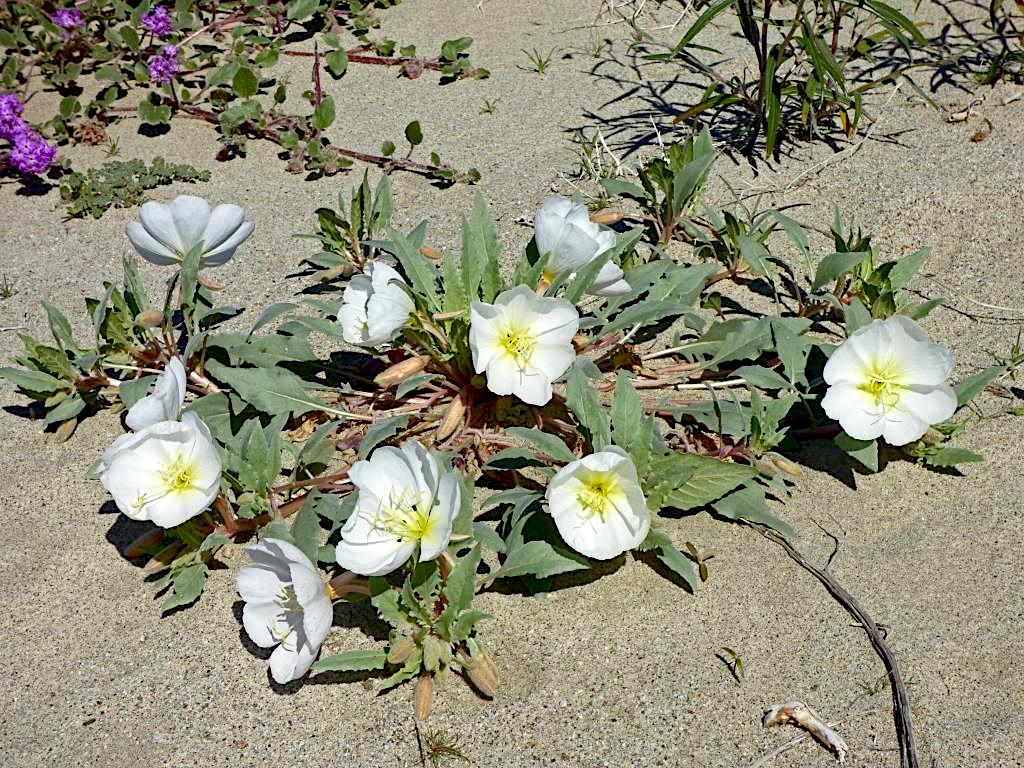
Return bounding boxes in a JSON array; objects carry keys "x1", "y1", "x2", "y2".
[{"x1": 1, "y1": 1, "x2": 1022, "y2": 766}]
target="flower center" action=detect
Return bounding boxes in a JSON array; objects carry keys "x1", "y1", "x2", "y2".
[
  {"x1": 499, "y1": 323, "x2": 536, "y2": 368},
  {"x1": 575, "y1": 470, "x2": 622, "y2": 521},
  {"x1": 161, "y1": 453, "x2": 197, "y2": 494},
  {"x1": 376, "y1": 487, "x2": 436, "y2": 543},
  {"x1": 857, "y1": 357, "x2": 906, "y2": 410}
]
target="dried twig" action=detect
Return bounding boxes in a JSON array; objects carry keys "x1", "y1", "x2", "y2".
[
  {"x1": 762, "y1": 701, "x2": 849, "y2": 763},
  {"x1": 748, "y1": 523, "x2": 919, "y2": 768}
]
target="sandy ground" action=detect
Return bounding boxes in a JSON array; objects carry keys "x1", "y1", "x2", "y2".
[{"x1": 1, "y1": 1, "x2": 1022, "y2": 766}]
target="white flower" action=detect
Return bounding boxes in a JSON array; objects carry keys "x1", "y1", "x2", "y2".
[
  {"x1": 335, "y1": 441, "x2": 459, "y2": 576},
  {"x1": 822, "y1": 315, "x2": 956, "y2": 446},
  {"x1": 99, "y1": 411, "x2": 221, "y2": 528},
  {"x1": 337, "y1": 261, "x2": 415, "y2": 347},
  {"x1": 125, "y1": 357, "x2": 187, "y2": 431},
  {"x1": 534, "y1": 195, "x2": 630, "y2": 296},
  {"x1": 237, "y1": 538, "x2": 333, "y2": 684},
  {"x1": 125, "y1": 195, "x2": 255, "y2": 268},
  {"x1": 546, "y1": 446, "x2": 650, "y2": 560},
  {"x1": 469, "y1": 285, "x2": 579, "y2": 406}
]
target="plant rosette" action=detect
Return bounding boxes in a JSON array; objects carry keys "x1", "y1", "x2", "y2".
[{"x1": 1, "y1": 144, "x2": 1003, "y2": 719}]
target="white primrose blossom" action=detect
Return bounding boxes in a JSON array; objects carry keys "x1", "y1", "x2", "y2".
[
  {"x1": 822, "y1": 315, "x2": 957, "y2": 446},
  {"x1": 237, "y1": 538, "x2": 333, "y2": 685},
  {"x1": 546, "y1": 446, "x2": 651, "y2": 560},
  {"x1": 338, "y1": 261, "x2": 415, "y2": 348},
  {"x1": 125, "y1": 194, "x2": 255, "y2": 268},
  {"x1": 125, "y1": 357, "x2": 187, "y2": 431},
  {"x1": 335, "y1": 441, "x2": 459, "y2": 576},
  {"x1": 99, "y1": 411, "x2": 221, "y2": 528},
  {"x1": 534, "y1": 195, "x2": 630, "y2": 296},
  {"x1": 469, "y1": 285, "x2": 579, "y2": 406}
]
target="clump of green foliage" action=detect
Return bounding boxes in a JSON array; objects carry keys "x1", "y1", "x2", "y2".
[{"x1": 59, "y1": 157, "x2": 210, "y2": 219}]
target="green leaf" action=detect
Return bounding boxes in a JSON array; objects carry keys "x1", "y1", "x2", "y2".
[
  {"x1": 647, "y1": 453, "x2": 756, "y2": 512},
  {"x1": 312, "y1": 96, "x2": 335, "y2": 131},
  {"x1": 441, "y1": 36, "x2": 473, "y2": 61},
  {"x1": 737, "y1": 234, "x2": 771, "y2": 278},
  {"x1": 0, "y1": 367, "x2": 65, "y2": 394},
  {"x1": 489, "y1": 540, "x2": 588, "y2": 581},
  {"x1": 404, "y1": 120, "x2": 423, "y2": 146},
  {"x1": 565, "y1": 364, "x2": 611, "y2": 450},
  {"x1": 888, "y1": 247, "x2": 930, "y2": 291},
  {"x1": 920, "y1": 446, "x2": 984, "y2": 467},
  {"x1": 712, "y1": 484, "x2": 796, "y2": 538},
  {"x1": 812, "y1": 251, "x2": 867, "y2": 291},
  {"x1": 472, "y1": 522, "x2": 506, "y2": 553},
  {"x1": 441, "y1": 546, "x2": 480, "y2": 621},
  {"x1": 204, "y1": 360, "x2": 328, "y2": 418},
  {"x1": 310, "y1": 648, "x2": 387, "y2": 674},
  {"x1": 325, "y1": 48, "x2": 348, "y2": 78},
  {"x1": 248, "y1": 302, "x2": 297, "y2": 336},
  {"x1": 610, "y1": 373, "x2": 643, "y2": 449},
  {"x1": 286, "y1": 0, "x2": 320, "y2": 21},
  {"x1": 290, "y1": 502, "x2": 321, "y2": 566},
  {"x1": 953, "y1": 365, "x2": 1004, "y2": 407},
  {"x1": 232, "y1": 67, "x2": 258, "y2": 98},
  {"x1": 43, "y1": 392, "x2": 85, "y2": 425},
  {"x1": 461, "y1": 193, "x2": 502, "y2": 302},
  {"x1": 359, "y1": 414, "x2": 410, "y2": 458},
  {"x1": 118, "y1": 375, "x2": 155, "y2": 409},
  {"x1": 834, "y1": 432, "x2": 879, "y2": 472},
  {"x1": 385, "y1": 225, "x2": 440, "y2": 312},
  {"x1": 162, "y1": 562, "x2": 207, "y2": 611},
  {"x1": 505, "y1": 426, "x2": 576, "y2": 463},
  {"x1": 844, "y1": 297, "x2": 872, "y2": 333},
  {"x1": 483, "y1": 447, "x2": 540, "y2": 470},
  {"x1": 137, "y1": 98, "x2": 171, "y2": 125},
  {"x1": 734, "y1": 365, "x2": 789, "y2": 390},
  {"x1": 639, "y1": 529, "x2": 698, "y2": 591}
]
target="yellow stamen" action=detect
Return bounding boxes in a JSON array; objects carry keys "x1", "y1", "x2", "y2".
[
  {"x1": 499, "y1": 322, "x2": 536, "y2": 369},
  {"x1": 857, "y1": 357, "x2": 906, "y2": 410},
  {"x1": 161, "y1": 453, "x2": 197, "y2": 494},
  {"x1": 575, "y1": 470, "x2": 622, "y2": 521},
  {"x1": 373, "y1": 488, "x2": 437, "y2": 543}
]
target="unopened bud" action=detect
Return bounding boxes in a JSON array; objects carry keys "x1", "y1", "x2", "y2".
[
  {"x1": 135, "y1": 309, "x2": 164, "y2": 328},
  {"x1": 388, "y1": 635, "x2": 416, "y2": 665},
  {"x1": 436, "y1": 389, "x2": 468, "y2": 442},
  {"x1": 414, "y1": 673, "x2": 435, "y2": 720},
  {"x1": 125, "y1": 528, "x2": 165, "y2": 559},
  {"x1": 143, "y1": 541, "x2": 184, "y2": 572},
  {"x1": 197, "y1": 273, "x2": 225, "y2": 291},
  {"x1": 590, "y1": 210, "x2": 624, "y2": 225},
  {"x1": 374, "y1": 356, "x2": 430, "y2": 388},
  {"x1": 769, "y1": 454, "x2": 802, "y2": 476},
  {"x1": 55, "y1": 417, "x2": 78, "y2": 443},
  {"x1": 419, "y1": 245, "x2": 443, "y2": 260},
  {"x1": 462, "y1": 651, "x2": 498, "y2": 698}
]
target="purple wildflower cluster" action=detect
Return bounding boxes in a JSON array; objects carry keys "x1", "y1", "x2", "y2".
[
  {"x1": 148, "y1": 45, "x2": 180, "y2": 85},
  {"x1": 51, "y1": 7, "x2": 84, "y2": 32},
  {"x1": 141, "y1": 5, "x2": 174, "y2": 38},
  {"x1": 0, "y1": 94, "x2": 58, "y2": 176}
]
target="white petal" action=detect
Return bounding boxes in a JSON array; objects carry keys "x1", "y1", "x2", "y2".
[
  {"x1": 242, "y1": 600, "x2": 288, "y2": 649},
  {"x1": 289, "y1": 561, "x2": 326, "y2": 607},
  {"x1": 886, "y1": 320, "x2": 954, "y2": 386},
  {"x1": 169, "y1": 195, "x2": 212, "y2": 252},
  {"x1": 146, "y1": 487, "x2": 213, "y2": 527},
  {"x1": 350, "y1": 447, "x2": 419, "y2": 501},
  {"x1": 269, "y1": 634, "x2": 318, "y2": 684},
  {"x1": 469, "y1": 302, "x2": 504, "y2": 373},
  {"x1": 125, "y1": 222, "x2": 179, "y2": 265},
  {"x1": 419, "y1": 473, "x2": 459, "y2": 561},
  {"x1": 202, "y1": 220, "x2": 254, "y2": 267},
  {"x1": 533, "y1": 196, "x2": 575, "y2": 259},
  {"x1": 237, "y1": 564, "x2": 283, "y2": 604},
  {"x1": 529, "y1": 299, "x2": 580, "y2": 341},
  {"x1": 301, "y1": 594, "x2": 334, "y2": 648},
  {"x1": 200, "y1": 204, "x2": 245, "y2": 251},
  {"x1": 823, "y1": 322, "x2": 884, "y2": 385},
  {"x1": 335, "y1": 535, "x2": 415, "y2": 576},
  {"x1": 260, "y1": 537, "x2": 315, "y2": 569},
  {"x1": 587, "y1": 261, "x2": 631, "y2": 297},
  {"x1": 338, "y1": 302, "x2": 369, "y2": 346},
  {"x1": 879, "y1": 409, "x2": 930, "y2": 447},
  {"x1": 821, "y1": 381, "x2": 886, "y2": 440},
  {"x1": 125, "y1": 357, "x2": 186, "y2": 430},
  {"x1": 138, "y1": 201, "x2": 184, "y2": 255}
]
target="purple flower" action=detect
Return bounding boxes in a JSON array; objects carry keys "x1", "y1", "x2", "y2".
[
  {"x1": 141, "y1": 5, "x2": 174, "y2": 38},
  {"x1": 0, "y1": 93, "x2": 27, "y2": 141},
  {"x1": 51, "y1": 8, "x2": 84, "y2": 31},
  {"x1": 147, "y1": 44, "x2": 180, "y2": 85},
  {"x1": 8, "y1": 130, "x2": 57, "y2": 175}
]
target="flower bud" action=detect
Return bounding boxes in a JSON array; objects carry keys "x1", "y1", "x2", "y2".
[
  {"x1": 589, "y1": 209, "x2": 624, "y2": 225},
  {"x1": 374, "y1": 355, "x2": 430, "y2": 388},
  {"x1": 197, "y1": 273, "x2": 225, "y2": 291},
  {"x1": 461, "y1": 650, "x2": 498, "y2": 698},
  {"x1": 419, "y1": 245, "x2": 443, "y2": 260},
  {"x1": 135, "y1": 309, "x2": 165, "y2": 328},
  {"x1": 143, "y1": 541, "x2": 184, "y2": 572},
  {"x1": 436, "y1": 389, "x2": 467, "y2": 442},
  {"x1": 414, "y1": 673, "x2": 435, "y2": 720},
  {"x1": 124, "y1": 528, "x2": 166, "y2": 559},
  {"x1": 769, "y1": 453, "x2": 802, "y2": 476},
  {"x1": 388, "y1": 635, "x2": 416, "y2": 665}
]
